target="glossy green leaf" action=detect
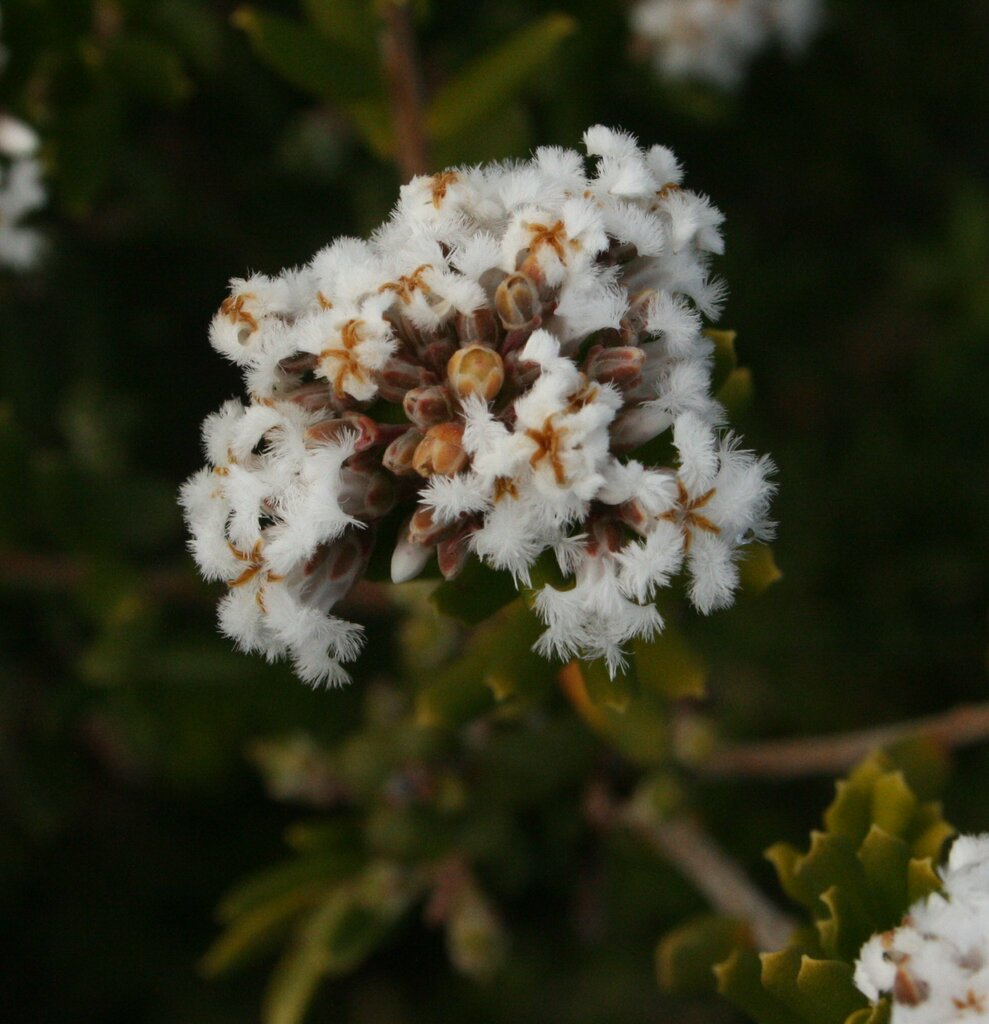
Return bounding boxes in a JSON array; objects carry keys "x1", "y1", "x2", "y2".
[
  {"x1": 426, "y1": 14, "x2": 576, "y2": 143},
  {"x1": 856, "y1": 825, "x2": 910, "y2": 924},
  {"x1": 634, "y1": 628, "x2": 707, "y2": 700}
]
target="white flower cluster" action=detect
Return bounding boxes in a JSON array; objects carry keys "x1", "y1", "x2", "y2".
[
  {"x1": 0, "y1": 8, "x2": 45, "y2": 270},
  {"x1": 855, "y1": 834, "x2": 989, "y2": 1022},
  {"x1": 631, "y1": 0, "x2": 821, "y2": 88},
  {"x1": 180, "y1": 126, "x2": 774, "y2": 685}
]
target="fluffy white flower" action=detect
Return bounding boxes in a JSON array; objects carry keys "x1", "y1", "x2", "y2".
[
  {"x1": 855, "y1": 834, "x2": 989, "y2": 1022},
  {"x1": 0, "y1": 10, "x2": 45, "y2": 269},
  {"x1": 631, "y1": 0, "x2": 821, "y2": 89},
  {"x1": 182, "y1": 126, "x2": 774, "y2": 684}
]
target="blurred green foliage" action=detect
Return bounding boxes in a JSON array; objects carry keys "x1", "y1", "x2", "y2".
[{"x1": 1, "y1": 0, "x2": 988, "y2": 1021}]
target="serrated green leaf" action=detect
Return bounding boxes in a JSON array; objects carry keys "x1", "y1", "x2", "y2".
[
  {"x1": 715, "y1": 948, "x2": 805, "y2": 1024},
  {"x1": 856, "y1": 825, "x2": 910, "y2": 924},
  {"x1": 766, "y1": 842, "x2": 819, "y2": 912},
  {"x1": 233, "y1": 8, "x2": 373, "y2": 104},
  {"x1": 794, "y1": 955, "x2": 868, "y2": 1024},
  {"x1": 869, "y1": 772, "x2": 917, "y2": 838},
  {"x1": 303, "y1": 0, "x2": 377, "y2": 55},
  {"x1": 907, "y1": 857, "x2": 943, "y2": 903},
  {"x1": 817, "y1": 883, "x2": 881, "y2": 961},
  {"x1": 426, "y1": 14, "x2": 576, "y2": 143},
  {"x1": 658, "y1": 914, "x2": 751, "y2": 995}
]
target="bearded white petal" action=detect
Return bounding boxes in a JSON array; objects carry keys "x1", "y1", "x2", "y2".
[{"x1": 686, "y1": 532, "x2": 738, "y2": 613}]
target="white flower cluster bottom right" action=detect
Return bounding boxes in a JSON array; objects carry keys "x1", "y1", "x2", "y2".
[{"x1": 855, "y1": 834, "x2": 989, "y2": 1021}]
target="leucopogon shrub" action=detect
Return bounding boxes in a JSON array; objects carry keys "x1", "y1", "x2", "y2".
[
  {"x1": 630, "y1": 0, "x2": 821, "y2": 88},
  {"x1": 0, "y1": 6, "x2": 45, "y2": 270},
  {"x1": 180, "y1": 126, "x2": 774, "y2": 687}
]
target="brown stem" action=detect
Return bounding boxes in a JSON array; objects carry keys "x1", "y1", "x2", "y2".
[
  {"x1": 380, "y1": 0, "x2": 430, "y2": 181},
  {"x1": 635, "y1": 816, "x2": 796, "y2": 951},
  {"x1": 699, "y1": 701, "x2": 989, "y2": 781}
]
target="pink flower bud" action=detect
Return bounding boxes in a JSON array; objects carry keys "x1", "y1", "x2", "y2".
[
  {"x1": 403, "y1": 386, "x2": 455, "y2": 430},
  {"x1": 382, "y1": 428, "x2": 425, "y2": 476}
]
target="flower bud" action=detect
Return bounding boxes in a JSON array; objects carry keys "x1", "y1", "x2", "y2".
[
  {"x1": 413, "y1": 422, "x2": 468, "y2": 478},
  {"x1": 277, "y1": 351, "x2": 318, "y2": 376},
  {"x1": 408, "y1": 505, "x2": 462, "y2": 547},
  {"x1": 339, "y1": 467, "x2": 396, "y2": 519},
  {"x1": 494, "y1": 272, "x2": 541, "y2": 330},
  {"x1": 390, "y1": 528, "x2": 433, "y2": 584},
  {"x1": 382, "y1": 428, "x2": 424, "y2": 476},
  {"x1": 437, "y1": 528, "x2": 473, "y2": 580},
  {"x1": 455, "y1": 307, "x2": 500, "y2": 349},
  {"x1": 447, "y1": 345, "x2": 505, "y2": 402},
  {"x1": 378, "y1": 356, "x2": 432, "y2": 402},
  {"x1": 403, "y1": 385, "x2": 455, "y2": 430},
  {"x1": 620, "y1": 288, "x2": 656, "y2": 345},
  {"x1": 584, "y1": 345, "x2": 646, "y2": 389}
]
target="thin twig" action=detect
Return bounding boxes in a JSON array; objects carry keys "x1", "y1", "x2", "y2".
[
  {"x1": 587, "y1": 784, "x2": 795, "y2": 950},
  {"x1": 635, "y1": 816, "x2": 797, "y2": 951},
  {"x1": 699, "y1": 702, "x2": 989, "y2": 781},
  {"x1": 0, "y1": 546, "x2": 392, "y2": 614},
  {"x1": 380, "y1": 0, "x2": 430, "y2": 181}
]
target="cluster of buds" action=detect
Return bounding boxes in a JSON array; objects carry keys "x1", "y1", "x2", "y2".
[
  {"x1": 855, "y1": 835, "x2": 989, "y2": 1023},
  {"x1": 0, "y1": 9, "x2": 45, "y2": 270},
  {"x1": 181, "y1": 126, "x2": 774, "y2": 685},
  {"x1": 630, "y1": 0, "x2": 821, "y2": 89}
]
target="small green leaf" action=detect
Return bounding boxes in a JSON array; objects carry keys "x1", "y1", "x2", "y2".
[
  {"x1": 717, "y1": 366, "x2": 753, "y2": 413},
  {"x1": 430, "y1": 558, "x2": 519, "y2": 626},
  {"x1": 201, "y1": 887, "x2": 320, "y2": 976},
  {"x1": 706, "y1": 328, "x2": 738, "y2": 393},
  {"x1": 634, "y1": 628, "x2": 707, "y2": 700},
  {"x1": 739, "y1": 543, "x2": 782, "y2": 597},
  {"x1": 426, "y1": 14, "x2": 576, "y2": 143},
  {"x1": 658, "y1": 914, "x2": 751, "y2": 995},
  {"x1": 416, "y1": 598, "x2": 548, "y2": 727},
  {"x1": 233, "y1": 8, "x2": 373, "y2": 104},
  {"x1": 582, "y1": 657, "x2": 637, "y2": 713},
  {"x1": 219, "y1": 853, "x2": 363, "y2": 922}
]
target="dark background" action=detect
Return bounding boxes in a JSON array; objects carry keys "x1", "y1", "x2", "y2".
[{"x1": 1, "y1": 0, "x2": 987, "y2": 1021}]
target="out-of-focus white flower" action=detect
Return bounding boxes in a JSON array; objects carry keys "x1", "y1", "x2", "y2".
[
  {"x1": 0, "y1": 8, "x2": 46, "y2": 270},
  {"x1": 631, "y1": 0, "x2": 821, "y2": 89},
  {"x1": 181, "y1": 126, "x2": 775, "y2": 685},
  {"x1": 855, "y1": 834, "x2": 989, "y2": 1022}
]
